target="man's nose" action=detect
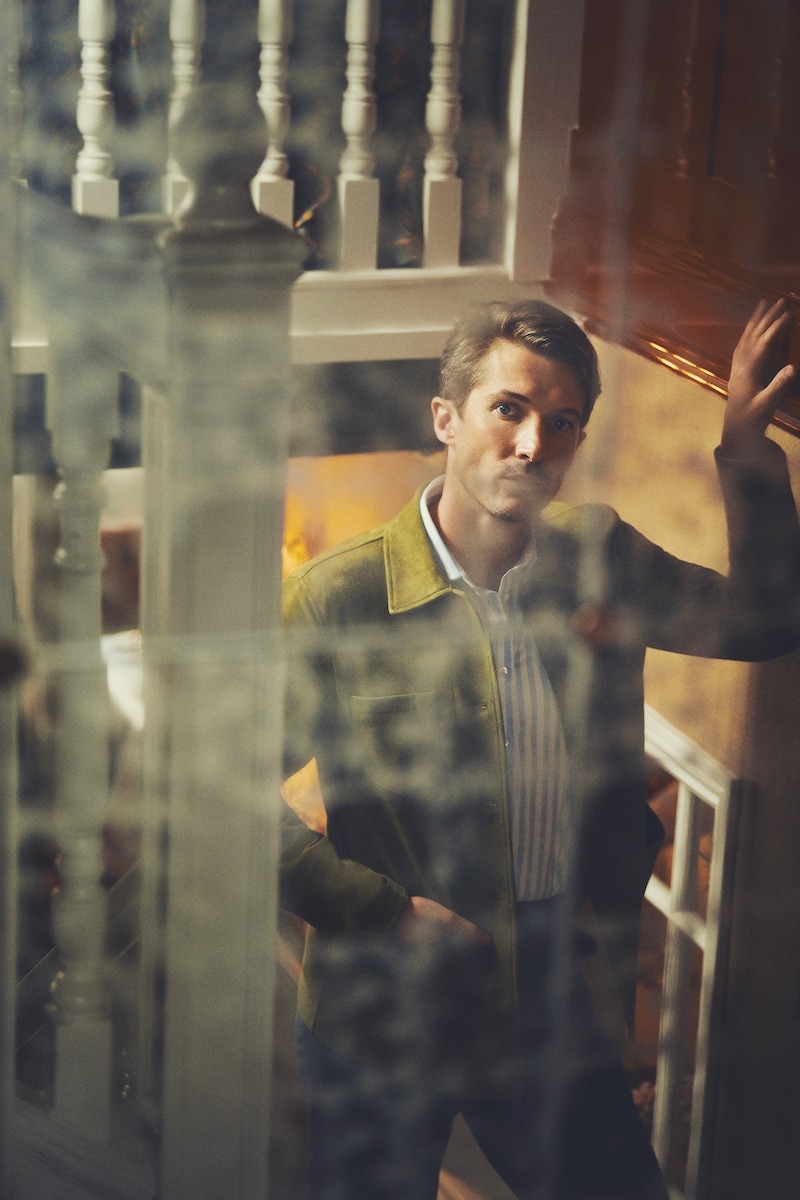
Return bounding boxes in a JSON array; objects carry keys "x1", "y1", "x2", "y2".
[{"x1": 515, "y1": 416, "x2": 543, "y2": 460}]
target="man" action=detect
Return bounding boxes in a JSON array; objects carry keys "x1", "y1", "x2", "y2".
[{"x1": 280, "y1": 299, "x2": 800, "y2": 1199}]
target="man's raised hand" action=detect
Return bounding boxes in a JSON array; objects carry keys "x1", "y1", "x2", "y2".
[{"x1": 721, "y1": 299, "x2": 796, "y2": 459}]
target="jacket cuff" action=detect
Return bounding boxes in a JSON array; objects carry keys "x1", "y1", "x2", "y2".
[{"x1": 714, "y1": 437, "x2": 787, "y2": 480}]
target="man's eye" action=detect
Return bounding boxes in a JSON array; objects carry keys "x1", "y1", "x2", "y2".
[
  {"x1": 551, "y1": 416, "x2": 575, "y2": 432},
  {"x1": 496, "y1": 402, "x2": 516, "y2": 416}
]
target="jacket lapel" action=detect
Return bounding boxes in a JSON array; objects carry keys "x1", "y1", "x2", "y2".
[{"x1": 383, "y1": 489, "x2": 453, "y2": 614}]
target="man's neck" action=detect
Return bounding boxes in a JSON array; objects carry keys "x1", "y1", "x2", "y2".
[{"x1": 432, "y1": 491, "x2": 533, "y2": 591}]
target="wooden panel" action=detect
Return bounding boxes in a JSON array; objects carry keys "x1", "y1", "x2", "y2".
[{"x1": 547, "y1": 0, "x2": 800, "y2": 434}]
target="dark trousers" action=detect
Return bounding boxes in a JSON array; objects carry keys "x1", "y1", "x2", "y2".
[{"x1": 295, "y1": 899, "x2": 668, "y2": 1200}]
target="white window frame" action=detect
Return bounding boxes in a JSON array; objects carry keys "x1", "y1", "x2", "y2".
[{"x1": 643, "y1": 704, "x2": 743, "y2": 1200}]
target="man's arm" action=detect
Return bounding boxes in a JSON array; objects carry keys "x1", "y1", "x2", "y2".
[
  {"x1": 712, "y1": 299, "x2": 800, "y2": 656},
  {"x1": 281, "y1": 802, "x2": 490, "y2": 944},
  {"x1": 280, "y1": 572, "x2": 490, "y2": 944},
  {"x1": 610, "y1": 299, "x2": 800, "y2": 659},
  {"x1": 280, "y1": 573, "x2": 408, "y2": 934},
  {"x1": 280, "y1": 802, "x2": 408, "y2": 934}
]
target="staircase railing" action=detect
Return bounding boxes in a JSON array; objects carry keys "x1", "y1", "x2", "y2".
[{"x1": 13, "y1": 0, "x2": 587, "y2": 373}]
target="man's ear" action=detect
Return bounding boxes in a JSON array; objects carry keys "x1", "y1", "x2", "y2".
[{"x1": 431, "y1": 396, "x2": 458, "y2": 447}]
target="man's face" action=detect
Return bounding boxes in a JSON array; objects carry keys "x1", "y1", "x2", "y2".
[{"x1": 432, "y1": 339, "x2": 587, "y2": 525}]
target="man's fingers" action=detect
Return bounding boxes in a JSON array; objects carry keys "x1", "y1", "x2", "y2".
[
  {"x1": 742, "y1": 298, "x2": 790, "y2": 349},
  {"x1": 427, "y1": 907, "x2": 492, "y2": 945},
  {"x1": 760, "y1": 306, "x2": 793, "y2": 347},
  {"x1": 745, "y1": 298, "x2": 770, "y2": 337},
  {"x1": 758, "y1": 363, "x2": 796, "y2": 412},
  {"x1": 724, "y1": 301, "x2": 795, "y2": 451},
  {"x1": 450, "y1": 915, "x2": 492, "y2": 945},
  {"x1": 755, "y1": 297, "x2": 790, "y2": 336},
  {"x1": 396, "y1": 896, "x2": 492, "y2": 945},
  {"x1": 732, "y1": 302, "x2": 793, "y2": 390}
]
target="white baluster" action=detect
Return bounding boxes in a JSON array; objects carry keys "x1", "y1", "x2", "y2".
[
  {"x1": 164, "y1": 0, "x2": 206, "y2": 216},
  {"x1": 46, "y1": 350, "x2": 118, "y2": 1141},
  {"x1": 423, "y1": 0, "x2": 465, "y2": 267},
  {"x1": 338, "y1": 0, "x2": 380, "y2": 270},
  {"x1": 72, "y1": 0, "x2": 119, "y2": 217},
  {"x1": 252, "y1": 0, "x2": 294, "y2": 227}
]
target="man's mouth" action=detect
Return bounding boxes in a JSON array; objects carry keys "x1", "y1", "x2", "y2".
[{"x1": 500, "y1": 467, "x2": 550, "y2": 484}]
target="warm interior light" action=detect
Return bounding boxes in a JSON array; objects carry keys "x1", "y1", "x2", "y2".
[{"x1": 283, "y1": 449, "x2": 444, "y2": 576}]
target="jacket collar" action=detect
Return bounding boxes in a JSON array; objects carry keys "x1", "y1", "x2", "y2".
[
  {"x1": 383, "y1": 488, "x2": 586, "y2": 615},
  {"x1": 383, "y1": 489, "x2": 454, "y2": 614}
]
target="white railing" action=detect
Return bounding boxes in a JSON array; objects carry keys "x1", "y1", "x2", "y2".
[
  {"x1": 12, "y1": 0, "x2": 588, "y2": 373},
  {"x1": 643, "y1": 705, "x2": 741, "y2": 1200},
  {"x1": 70, "y1": 0, "x2": 467, "y2": 264},
  {"x1": 71, "y1": 0, "x2": 465, "y2": 266}
]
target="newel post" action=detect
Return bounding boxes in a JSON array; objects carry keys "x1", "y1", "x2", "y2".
[{"x1": 148, "y1": 84, "x2": 306, "y2": 1200}]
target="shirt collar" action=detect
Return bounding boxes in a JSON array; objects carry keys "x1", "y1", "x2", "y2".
[
  {"x1": 420, "y1": 476, "x2": 537, "y2": 592},
  {"x1": 420, "y1": 476, "x2": 462, "y2": 582}
]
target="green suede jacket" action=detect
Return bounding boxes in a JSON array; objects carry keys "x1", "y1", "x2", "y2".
[{"x1": 280, "y1": 443, "x2": 800, "y2": 1096}]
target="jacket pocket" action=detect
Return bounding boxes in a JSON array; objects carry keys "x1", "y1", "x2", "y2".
[{"x1": 350, "y1": 691, "x2": 446, "y2": 800}]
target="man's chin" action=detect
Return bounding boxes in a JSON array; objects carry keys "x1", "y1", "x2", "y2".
[
  {"x1": 489, "y1": 498, "x2": 546, "y2": 524},
  {"x1": 494, "y1": 483, "x2": 557, "y2": 521}
]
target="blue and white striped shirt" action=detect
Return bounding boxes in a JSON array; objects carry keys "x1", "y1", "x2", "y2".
[{"x1": 420, "y1": 477, "x2": 571, "y2": 900}]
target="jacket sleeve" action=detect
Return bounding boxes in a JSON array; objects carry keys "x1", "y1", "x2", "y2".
[
  {"x1": 279, "y1": 572, "x2": 408, "y2": 935},
  {"x1": 611, "y1": 440, "x2": 800, "y2": 659}
]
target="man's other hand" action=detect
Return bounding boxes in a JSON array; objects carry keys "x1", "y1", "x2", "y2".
[
  {"x1": 721, "y1": 298, "x2": 796, "y2": 458},
  {"x1": 394, "y1": 896, "x2": 492, "y2": 945}
]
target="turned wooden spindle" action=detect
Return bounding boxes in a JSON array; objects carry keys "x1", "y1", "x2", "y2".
[
  {"x1": 72, "y1": 0, "x2": 119, "y2": 217},
  {"x1": 338, "y1": 0, "x2": 380, "y2": 269},
  {"x1": 252, "y1": 0, "x2": 294, "y2": 226},
  {"x1": 163, "y1": 0, "x2": 206, "y2": 216},
  {"x1": 423, "y1": 0, "x2": 465, "y2": 267}
]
